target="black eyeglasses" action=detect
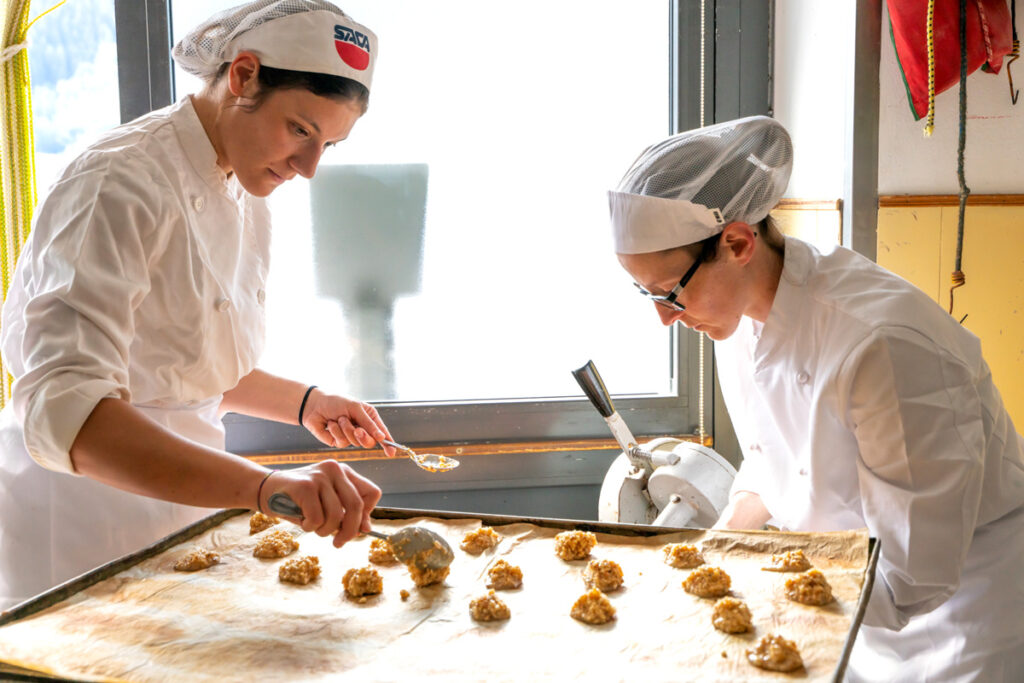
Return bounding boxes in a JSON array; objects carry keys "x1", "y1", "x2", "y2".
[{"x1": 632, "y1": 253, "x2": 704, "y2": 311}]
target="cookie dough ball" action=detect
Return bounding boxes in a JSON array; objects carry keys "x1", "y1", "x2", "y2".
[
  {"x1": 368, "y1": 537, "x2": 398, "y2": 565},
  {"x1": 555, "y1": 530, "x2": 597, "y2": 561},
  {"x1": 663, "y1": 543, "x2": 705, "y2": 569},
  {"x1": 763, "y1": 549, "x2": 812, "y2": 572},
  {"x1": 583, "y1": 559, "x2": 624, "y2": 593},
  {"x1": 712, "y1": 597, "x2": 753, "y2": 633},
  {"x1": 279, "y1": 556, "x2": 321, "y2": 585},
  {"x1": 249, "y1": 511, "x2": 279, "y2": 535},
  {"x1": 253, "y1": 530, "x2": 299, "y2": 559},
  {"x1": 746, "y1": 634, "x2": 804, "y2": 672},
  {"x1": 682, "y1": 566, "x2": 731, "y2": 598},
  {"x1": 570, "y1": 588, "x2": 616, "y2": 625},
  {"x1": 343, "y1": 566, "x2": 384, "y2": 598},
  {"x1": 174, "y1": 548, "x2": 219, "y2": 572},
  {"x1": 469, "y1": 590, "x2": 511, "y2": 622},
  {"x1": 487, "y1": 559, "x2": 523, "y2": 590},
  {"x1": 408, "y1": 564, "x2": 450, "y2": 587},
  {"x1": 460, "y1": 527, "x2": 500, "y2": 554},
  {"x1": 785, "y1": 569, "x2": 833, "y2": 605}
]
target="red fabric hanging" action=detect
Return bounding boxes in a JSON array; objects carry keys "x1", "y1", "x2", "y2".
[{"x1": 888, "y1": 0, "x2": 1014, "y2": 119}]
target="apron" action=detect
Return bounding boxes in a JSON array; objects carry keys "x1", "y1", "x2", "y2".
[{"x1": 0, "y1": 400, "x2": 221, "y2": 610}]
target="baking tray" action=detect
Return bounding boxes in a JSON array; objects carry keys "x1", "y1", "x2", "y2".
[{"x1": 0, "y1": 507, "x2": 879, "y2": 682}]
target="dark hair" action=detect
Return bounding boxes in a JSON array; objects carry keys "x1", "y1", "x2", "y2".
[
  {"x1": 213, "y1": 62, "x2": 370, "y2": 113},
  {"x1": 689, "y1": 214, "x2": 785, "y2": 261}
]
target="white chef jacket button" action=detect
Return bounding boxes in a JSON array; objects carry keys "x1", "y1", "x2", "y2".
[
  {"x1": 215, "y1": 296, "x2": 231, "y2": 312},
  {"x1": 796, "y1": 371, "x2": 810, "y2": 384},
  {"x1": 799, "y1": 468, "x2": 808, "y2": 476},
  {"x1": 257, "y1": 288, "x2": 266, "y2": 305},
  {"x1": 748, "y1": 443, "x2": 761, "y2": 452},
  {"x1": 192, "y1": 196, "x2": 205, "y2": 212}
]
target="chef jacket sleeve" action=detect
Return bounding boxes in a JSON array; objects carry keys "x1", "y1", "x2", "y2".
[
  {"x1": 839, "y1": 326, "x2": 985, "y2": 631},
  {"x1": 728, "y1": 450, "x2": 769, "y2": 499},
  {"x1": 8, "y1": 154, "x2": 164, "y2": 474}
]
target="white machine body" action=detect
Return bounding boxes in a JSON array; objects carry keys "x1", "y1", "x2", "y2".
[{"x1": 598, "y1": 437, "x2": 737, "y2": 528}]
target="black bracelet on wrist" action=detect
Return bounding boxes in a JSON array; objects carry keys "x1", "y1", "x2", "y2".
[
  {"x1": 297, "y1": 385, "x2": 317, "y2": 426},
  {"x1": 256, "y1": 470, "x2": 276, "y2": 514}
]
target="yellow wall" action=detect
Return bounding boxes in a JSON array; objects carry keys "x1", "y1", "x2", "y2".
[{"x1": 878, "y1": 200, "x2": 1024, "y2": 428}]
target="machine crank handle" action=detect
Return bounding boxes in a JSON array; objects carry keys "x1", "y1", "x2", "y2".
[{"x1": 572, "y1": 360, "x2": 616, "y2": 418}]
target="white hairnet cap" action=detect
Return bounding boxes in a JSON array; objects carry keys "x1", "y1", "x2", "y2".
[
  {"x1": 173, "y1": 0, "x2": 377, "y2": 92},
  {"x1": 610, "y1": 115, "x2": 792, "y2": 254}
]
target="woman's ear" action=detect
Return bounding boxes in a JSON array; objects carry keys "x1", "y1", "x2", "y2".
[
  {"x1": 720, "y1": 221, "x2": 757, "y2": 265},
  {"x1": 227, "y1": 52, "x2": 261, "y2": 98}
]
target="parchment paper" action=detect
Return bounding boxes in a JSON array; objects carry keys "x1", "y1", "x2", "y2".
[{"x1": 0, "y1": 514, "x2": 870, "y2": 682}]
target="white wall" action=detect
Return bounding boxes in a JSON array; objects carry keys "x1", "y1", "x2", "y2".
[
  {"x1": 775, "y1": 0, "x2": 1023, "y2": 198},
  {"x1": 773, "y1": 0, "x2": 851, "y2": 200},
  {"x1": 878, "y1": 1, "x2": 1024, "y2": 194}
]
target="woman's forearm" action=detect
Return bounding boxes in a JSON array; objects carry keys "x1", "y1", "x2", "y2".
[
  {"x1": 714, "y1": 490, "x2": 772, "y2": 530},
  {"x1": 69, "y1": 397, "x2": 266, "y2": 509},
  {"x1": 220, "y1": 368, "x2": 310, "y2": 424}
]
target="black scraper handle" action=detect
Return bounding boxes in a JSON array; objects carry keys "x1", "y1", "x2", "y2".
[{"x1": 572, "y1": 360, "x2": 616, "y2": 418}]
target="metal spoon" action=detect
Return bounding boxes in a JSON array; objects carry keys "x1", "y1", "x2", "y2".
[
  {"x1": 266, "y1": 492, "x2": 454, "y2": 570},
  {"x1": 379, "y1": 438, "x2": 460, "y2": 473}
]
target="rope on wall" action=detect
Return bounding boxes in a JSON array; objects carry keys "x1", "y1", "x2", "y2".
[
  {"x1": 1007, "y1": 0, "x2": 1020, "y2": 104},
  {"x1": 949, "y1": 0, "x2": 971, "y2": 316},
  {"x1": 925, "y1": 0, "x2": 937, "y2": 135},
  {"x1": 0, "y1": 1, "x2": 62, "y2": 406}
]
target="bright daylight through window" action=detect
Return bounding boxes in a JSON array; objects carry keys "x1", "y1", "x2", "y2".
[{"x1": 170, "y1": 1, "x2": 674, "y2": 405}]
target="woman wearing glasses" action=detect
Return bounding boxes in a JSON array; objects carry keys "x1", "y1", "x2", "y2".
[
  {"x1": 0, "y1": 1, "x2": 398, "y2": 610},
  {"x1": 610, "y1": 116, "x2": 1024, "y2": 680}
]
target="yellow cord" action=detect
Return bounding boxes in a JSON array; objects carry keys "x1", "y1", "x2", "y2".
[
  {"x1": 924, "y1": 0, "x2": 937, "y2": 136},
  {"x1": 25, "y1": 1, "x2": 67, "y2": 33}
]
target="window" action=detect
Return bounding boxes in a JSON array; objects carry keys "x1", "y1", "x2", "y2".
[
  {"x1": 106, "y1": 2, "x2": 770, "y2": 458},
  {"x1": 28, "y1": 0, "x2": 120, "y2": 192},
  {"x1": 169, "y1": 1, "x2": 673, "y2": 405}
]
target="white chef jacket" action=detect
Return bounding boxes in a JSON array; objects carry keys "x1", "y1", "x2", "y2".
[
  {"x1": 716, "y1": 237, "x2": 1024, "y2": 681},
  {"x1": 0, "y1": 97, "x2": 271, "y2": 609}
]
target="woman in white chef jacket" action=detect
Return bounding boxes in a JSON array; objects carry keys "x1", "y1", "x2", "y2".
[
  {"x1": 0, "y1": 1, "x2": 400, "y2": 610},
  {"x1": 608, "y1": 116, "x2": 1024, "y2": 681}
]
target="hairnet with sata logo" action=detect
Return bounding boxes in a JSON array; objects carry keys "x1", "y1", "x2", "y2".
[
  {"x1": 172, "y1": 0, "x2": 377, "y2": 91},
  {"x1": 609, "y1": 116, "x2": 793, "y2": 254}
]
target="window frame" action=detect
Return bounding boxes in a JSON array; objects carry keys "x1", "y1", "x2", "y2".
[{"x1": 111, "y1": 0, "x2": 773, "y2": 460}]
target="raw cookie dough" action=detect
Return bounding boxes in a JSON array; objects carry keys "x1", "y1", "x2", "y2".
[
  {"x1": 368, "y1": 537, "x2": 398, "y2": 565},
  {"x1": 249, "y1": 511, "x2": 279, "y2": 535},
  {"x1": 583, "y1": 559, "x2": 624, "y2": 593},
  {"x1": 279, "y1": 556, "x2": 321, "y2": 585},
  {"x1": 460, "y1": 527, "x2": 500, "y2": 554},
  {"x1": 343, "y1": 566, "x2": 384, "y2": 598},
  {"x1": 682, "y1": 566, "x2": 731, "y2": 598},
  {"x1": 469, "y1": 590, "x2": 511, "y2": 622},
  {"x1": 712, "y1": 597, "x2": 752, "y2": 633},
  {"x1": 746, "y1": 634, "x2": 804, "y2": 673},
  {"x1": 487, "y1": 559, "x2": 523, "y2": 590},
  {"x1": 663, "y1": 543, "x2": 705, "y2": 569},
  {"x1": 555, "y1": 530, "x2": 597, "y2": 561},
  {"x1": 253, "y1": 530, "x2": 299, "y2": 559},
  {"x1": 570, "y1": 588, "x2": 616, "y2": 625},
  {"x1": 763, "y1": 549, "x2": 812, "y2": 573},
  {"x1": 174, "y1": 548, "x2": 219, "y2": 572},
  {"x1": 785, "y1": 569, "x2": 834, "y2": 606}
]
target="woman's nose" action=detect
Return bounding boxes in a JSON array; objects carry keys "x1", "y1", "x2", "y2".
[
  {"x1": 291, "y1": 146, "x2": 324, "y2": 179},
  {"x1": 656, "y1": 304, "x2": 685, "y2": 326}
]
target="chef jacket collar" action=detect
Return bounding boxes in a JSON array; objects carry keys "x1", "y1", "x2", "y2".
[
  {"x1": 174, "y1": 96, "x2": 234, "y2": 192},
  {"x1": 751, "y1": 236, "x2": 813, "y2": 367}
]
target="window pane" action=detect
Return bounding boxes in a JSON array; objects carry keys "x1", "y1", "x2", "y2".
[
  {"x1": 171, "y1": 1, "x2": 671, "y2": 402},
  {"x1": 29, "y1": 0, "x2": 120, "y2": 191}
]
